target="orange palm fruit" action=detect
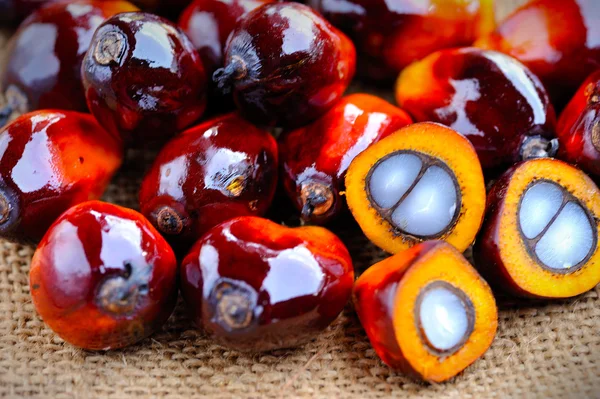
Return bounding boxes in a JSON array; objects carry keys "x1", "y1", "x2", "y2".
[
  {"x1": 345, "y1": 122, "x2": 486, "y2": 254},
  {"x1": 475, "y1": 158, "x2": 600, "y2": 299},
  {"x1": 476, "y1": 0, "x2": 600, "y2": 106},
  {"x1": 354, "y1": 240, "x2": 497, "y2": 383}
]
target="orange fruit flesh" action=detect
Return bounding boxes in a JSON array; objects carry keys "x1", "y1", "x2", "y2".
[
  {"x1": 353, "y1": 242, "x2": 433, "y2": 375},
  {"x1": 495, "y1": 158, "x2": 600, "y2": 298},
  {"x1": 354, "y1": 241, "x2": 497, "y2": 383},
  {"x1": 393, "y1": 241, "x2": 497, "y2": 382},
  {"x1": 345, "y1": 122, "x2": 486, "y2": 254}
]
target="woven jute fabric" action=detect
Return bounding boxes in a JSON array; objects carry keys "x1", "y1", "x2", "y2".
[{"x1": 2, "y1": 1, "x2": 600, "y2": 398}]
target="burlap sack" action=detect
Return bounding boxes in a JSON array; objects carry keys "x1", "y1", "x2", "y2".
[{"x1": 1, "y1": 1, "x2": 599, "y2": 398}]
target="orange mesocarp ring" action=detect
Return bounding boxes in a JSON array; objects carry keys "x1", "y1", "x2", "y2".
[
  {"x1": 475, "y1": 158, "x2": 600, "y2": 299},
  {"x1": 345, "y1": 122, "x2": 486, "y2": 254},
  {"x1": 353, "y1": 240, "x2": 498, "y2": 383}
]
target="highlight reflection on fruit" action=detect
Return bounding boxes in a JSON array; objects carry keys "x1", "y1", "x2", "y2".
[
  {"x1": 345, "y1": 122, "x2": 486, "y2": 254},
  {"x1": 476, "y1": 0, "x2": 600, "y2": 106},
  {"x1": 308, "y1": 0, "x2": 494, "y2": 81},
  {"x1": 30, "y1": 201, "x2": 178, "y2": 350},
  {"x1": 82, "y1": 12, "x2": 208, "y2": 146},
  {"x1": 139, "y1": 113, "x2": 278, "y2": 253},
  {"x1": 475, "y1": 158, "x2": 600, "y2": 299},
  {"x1": 180, "y1": 216, "x2": 354, "y2": 352},
  {"x1": 354, "y1": 240, "x2": 497, "y2": 383},
  {"x1": 396, "y1": 47, "x2": 557, "y2": 170},
  {"x1": 178, "y1": 0, "x2": 273, "y2": 112},
  {"x1": 179, "y1": 0, "x2": 273, "y2": 76},
  {"x1": 0, "y1": 110, "x2": 123, "y2": 244},
  {"x1": 213, "y1": 2, "x2": 356, "y2": 127},
  {"x1": 279, "y1": 93, "x2": 412, "y2": 224},
  {"x1": 0, "y1": 0, "x2": 139, "y2": 126}
]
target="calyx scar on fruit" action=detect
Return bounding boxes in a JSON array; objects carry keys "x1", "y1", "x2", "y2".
[
  {"x1": 82, "y1": 12, "x2": 208, "y2": 146},
  {"x1": 345, "y1": 122, "x2": 486, "y2": 254},
  {"x1": 0, "y1": 110, "x2": 123, "y2": 244},
  {"x1": 180, "y1": 216, "x2": 354, "y2": 352},
  {"x1": 354, "y1": 240, "x2": 497, "y2": 383},
  {"x1": 139, "y1": 113, "x2": 278, "y2": 253},
  {"x1": 475, "y1": 158, "x2": 600, "y2": 299},
  {"x1": 30, "y1": 201, "x2": 178, "y2": 350},
  {"x1": 279, "y1": 93, "x2": 412, "y2": 224}
]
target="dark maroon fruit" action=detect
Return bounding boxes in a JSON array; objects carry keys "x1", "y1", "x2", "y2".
[
  {"x1": 179, "y1": 0, "x2": 273, "y2": 75},
  {"x1": 139, "y1": 113, "x2": 278, "y2": 253},
  {"x1": 213, "y1": 2, "x2": 356, "y2": 127},
  {"x1": 81, "y1": 12, "x2": 208, "y2": 146},
  {"x1": 395, "y1": 47, "x2": 557, "y2": 171},
  {"x1": 180, "y1": 216, "x2": 354, "y2": 351},
  {"x1": 0, "y1": 0, "x2": 139, "y2": 126}
]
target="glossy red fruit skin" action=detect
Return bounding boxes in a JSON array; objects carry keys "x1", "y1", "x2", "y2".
[
  {"x1": 1, "y1": 0, "x2": 138, "y2": 116},
  {"x1": 180, "y1": 216, "x2": 354, "y2": 351},
  {"x1": 0, "y1": 110, "x2": 123, "y2": 244},
  {"x1": 476, "y1": 0, "x2": 600, "y2": 108},
  {"x1": 556, "y1": 70, "x2": 600, "y2": 178},
  {"x1": 308, "y1": 0, "x2": 493, "y2": 82},
  {"x1": 213, "y1": 2, "x2": 356, "y2": 128},
  {"x1": 179, "y1": 0, "x2": 273, "y2": 76},
  {"x1": 279, "y1": 93, "x2": 413, "y2": 224},
  {"x1": 178, "y1": 0, "x2": 273, "y2": 114},
  {"x1": 81, "y1": 12, "x2": 207, "y2": 146},
  {"x1": 30, "y1": 201, "x2": 178, "y2": 350},
  {"x1": 139, "y1": 113, "x2": 278, "y2": 253},
  {"x1": 396, "y1": 48, "x2": 557, "y2": 170}
]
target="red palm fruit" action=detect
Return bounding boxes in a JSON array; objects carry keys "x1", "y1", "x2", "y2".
[
  {"x1": 0, "y1": 0, "x2": 139, "y2": 126},
  {"x1": 279, "y1": 93, "x2": 412, "y2": 224},
  {"x1": 213, "y1": 2, "x2": 356, "y2": 127},
  {"x1": 139, "y1": 113, "x2": 278, "y2": 253},
  {"x1": 476, "y1": 0, "x2": 600, "y2": 107},
  {"x1": 178, "y1": 0, "x2": 274, "y2": 113},
  {"x1": 0, "y1": 110, "x2": 123, "y2": 244},
  {"x1": 81, "y1": 12, "x2": 208, "y2": 146},
  {"x1": 308, "y1": 0, "x2": 495, "y2": 82},
  {"x1": 395, "y1": 47, "x2": 557, "y2": 171},
  {"x1": 179, "y1": 0, "x2": 273, "y2": 75},
  {"x1": 556, "y1": 70, "x2": 600, "y2": 178},
  {"x1": 30, "y1": 201, "x2": 178, "y2": 350},
  {"x1": 474, "y1": 159, "x2": 600, "y2": 299},
  {"x1": 180, "y1": 216, "x2": 354, "y2": 351}
]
